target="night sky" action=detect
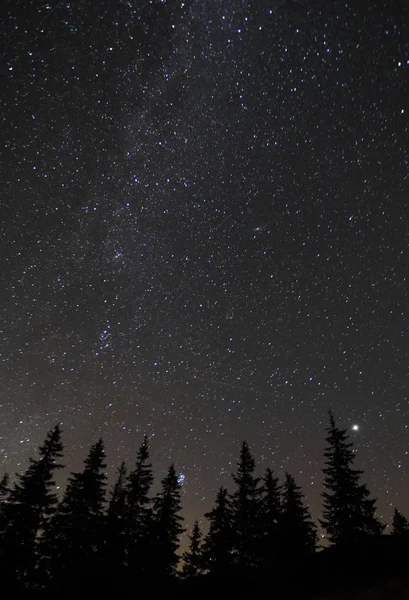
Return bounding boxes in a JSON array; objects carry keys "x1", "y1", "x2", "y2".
[{"x1": 1, "y1": 0, "x2": 408, "y2": 537}]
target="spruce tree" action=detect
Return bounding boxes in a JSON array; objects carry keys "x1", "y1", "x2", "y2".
[
  {"x1": 0, "y1": 473, "x2": 10, "y2": 573},
  {"x1": 320, "y1": 412, "x2": 384, "y2": 546},
  {"x1": 391, "y1": 508, "x2": 409, "y2": 536},
  {"x1": 230, "y1": 441, "x2": 261, "y2": 570},
  {"x1": 3, "y1": 424, "x2": 63, "y2": 587},
  {"x1": 260, "y1": 467, "x2": 281, "y2": 568},
  {"x1": 0, "y1": 473, "x2": 10, "y2": 534},
  {"x1": 103, "y1": 462, "x2": 127, "y2": 586},
  {"x1": 202, "y1": 486, "x2": 234, "y2": 576},
  {"x1": 0, "y1": 473, "x2": 10, "y2": 503},
  {"x1": 280, "y1": 472, "x2": 317, "y2": 561},
  {"x1": 125, "y1": 435, "x2": 153, "y2": 578},
  {"x1": 182, "y1": 520, "x2": 203, "y2": 578},
  {"x1": 48, "y1": 439, "x2": 107, "y2": 590},
  {"x1": 152, "y1": 464, "x2": 184, "y2": 578}
]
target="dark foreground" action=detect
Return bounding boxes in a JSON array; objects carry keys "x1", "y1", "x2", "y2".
[{"x1": 7, "y1": 535, "x2": 409, "y2": 598}]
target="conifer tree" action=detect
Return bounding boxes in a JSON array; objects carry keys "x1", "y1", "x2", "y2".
[
  {"x1": 0, "y1": 473, "x2": 10, "y2": 503},
  {"x1": 230, "y1": 441, "x2": 261, "y2": 570},
  {"x1": 0, "y1": 473, "x2": 10, "y2": 573},
  {"x1": 125, "y1": 435, "x2": 153, "y2": 577},
  {"x1": 48, "y1": 439, "x2": 106, "y2": 590},
  {"x1": 281, "y1": 472, "x2": 317, "y2": 561},
  {"x1": 0, "y1": 473, "x2": 10, "y2": 534},
  {"x1": 202, "y1": 486, "x2": 234, "y2": 576},
  {"x1": 3, "y1": 424, "x2": 63, "y2": 587},
  {"x1": 391, "y1": 508, "x2": 409, "y2": 536},
  {"x1": 320, "y1": 412, "x2": 384, "y2": 545},
  {"x1": 108, "y1": 461, "x2": 127, "y2": 519},
  {"x1": 182, "y1": 520, "x2": 203, "y2": 578},
  {"x1": 152, "y1": 464, "x2": 184, "y2": 578},
  {"x1": 260, "y1": 467, "x2": 281, "y2": 568},
  {"x1": 103, "y1": 462, "x2": 127, "y2": 586}
]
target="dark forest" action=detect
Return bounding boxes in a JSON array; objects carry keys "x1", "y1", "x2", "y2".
[{"x1": 1, "y1": 413, "x2": 408, "y2": 598}]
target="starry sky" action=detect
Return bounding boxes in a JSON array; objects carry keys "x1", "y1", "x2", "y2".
[{"x1": 1, "y1": 0, "x2": 408, "y2": 536}]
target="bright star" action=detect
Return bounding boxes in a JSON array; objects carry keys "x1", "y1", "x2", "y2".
[{"x1": 352, "y1": 424, "x2": 359, "y2": 431}]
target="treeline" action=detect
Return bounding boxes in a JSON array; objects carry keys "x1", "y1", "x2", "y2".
[{"x1": 0, "y1": 412, "x2": 408, "y2": 594}]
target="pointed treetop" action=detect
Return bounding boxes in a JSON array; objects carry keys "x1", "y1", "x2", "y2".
[{"x1": 392, "y1": 508, "x2": 409, "y2": 536}]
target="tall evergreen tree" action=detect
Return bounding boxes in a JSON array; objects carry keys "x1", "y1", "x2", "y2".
[
  {"x1": 103, "y1": 462, "x2": 127, "y2": 586},
  {"x1": 0, "y1": 474, "x2": 10, "y2": 503},
  {"x1": 260, "y1": 467, "x2": 281, "y2": 568},
  {"x1": 230, "y1": 441, "x2": 261, "y2": 570},
  {"x1": 182, "y1": 520, "x2": 203, "y2": 578},
  {"x1": 0, "y1": 473, "x2": 10, "y2": 533},
  {"x1": 391, "y1": 508, "x2": 409, "y2": 536},
  {"x1": 280, "y1": 473, "x2": 317, "y2": 561},
  {"x1": 320, "y1": 412, "x2": 384, "y2": 545},
  {"x1": 2, "y1": 424, "x2": 63, "y2": 588},
  {"x1": 202, "y1": 486, "x2": 234, "y2": 576},
  {"x1": 152, "y1": 464, "x2": 184, "y2": 578},
  {"x1": 108, "y1": 461, "x2": 127, "y2": 519},
  {"x1": 125, "y1": 435, "x2": 153, "y2": 578},
  {"x1": 48, "y1": 439, "x2": 107, "y2": 590}
]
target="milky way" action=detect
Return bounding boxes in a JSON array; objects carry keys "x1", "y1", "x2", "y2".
[{"x1": 1, "y1": 0, "x2": 408, "y2": 533}]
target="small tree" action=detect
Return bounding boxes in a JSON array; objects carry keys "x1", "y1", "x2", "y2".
[
  {"x1": 321, "y1": 412, "x2": 384, "y2": 545},
  {"x1": 230, "y1": 441, "x2": 262, "y2": 570},
  {"x1": 281, "y1": 473, "x2": 317, "y2": 561},
  {"x1": 260, "y1": 467, "x2": 281, "y2": 568},
  {"x1": 3, "y1": 424, "x2": 64, "y2": 587},
  {"x1": 202, "y1": 486, "x2": 234, "y2": 576},
  {"x1": 391, "y1": 508, "x2": 409, "y2": 536},
  {"x1": 182, "y1": 520, "x2": 202, "y2": 577},
  {"x1": 152, "y1": 464, "x2": 184, "y2": 578}
]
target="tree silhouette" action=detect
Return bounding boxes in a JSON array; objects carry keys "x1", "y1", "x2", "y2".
[
  {"x1": 260, "y1": 467, "x2": 281, "y2": 569},
  {"x1": 182, "y1": 520, "x2": 203, "y2": 578},
  {"x1": 391, "y1": 508, "x2": 409, "y2": 536},
  {"x1": 0, "y1": 473, "x2": 10, "y2": 537},
  {"x1": 202, "y1": 486, "x2": 234, "y2": 576},
  {"x1": 125, "y1": 435, "x2": 154, "y2": 579},
  {"x1": 0, "y1": 473, "x2": 10, "y2": 503},
  {"x1": 48, "y1": 439, "x2": 106, "y2": 590},
  {"x1": 3, "y1": 424, "x2": 63, "y2": 588},
  {"x1": 103, "y1": 461, "x2": 127, "y2": 587},
  {"x1": 281, "y1": 472, "x2": 317, "y2": 561},
  {"x1": 230, "y1": 441, "x2": 262, "y2": 570},
  {"x1": 320, "y1": 412, "x2": 384, "y2": 545},
  {"x1": 152, "y1": 464, "x2": 184, "y2": 579}
]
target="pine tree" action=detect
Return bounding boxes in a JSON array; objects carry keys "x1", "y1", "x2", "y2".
[
  {"x1": 48, "y1": 439, "x2": 106, "y2": 590},
  {"x1": 0, "y1": 473, "x2": 10, "y2": 503},
  {"x1": 391, "y1": 508, "x2": 409, "y2": 536},
  {"x1": 103, "y1": 462, "x2": 127, "y2": 586},
  {"x1": 125, "y1": 435, "x2": 154, "y2": 578},
  {"x1": 260, "y1": 467, "x2": 281, "y2": 568},
  {"x1": 152, "y1": 464, "x2": 184, "y2": 579},
  {"x1": 280, "y1": 472, "x2": 317, "y2": 561},
  {"x1": 0, "y1": 473, "x2": 10, "y2": 533},
  {"x1": 230, "y1": 441, "x2": 262, "y2": 570},
  {"x1": 182, "y1": 520, "x2": 203, "y2": 578},
  {"x1": 0, "y1": 473, "x2": 11, "y2": 589},
  {"x1": 320, "y1": 412, "x2": 384, "y2": 546},
  {"x1": 3, "y1": 424, "x2": 63, "y2": 588},
  {"x1": 202, "y1": 486, "x2": 234, "y2": 576}
]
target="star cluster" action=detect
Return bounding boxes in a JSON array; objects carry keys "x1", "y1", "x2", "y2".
[{"x1": 0, "y1": 0, "x2": 408, "y2": 529}]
